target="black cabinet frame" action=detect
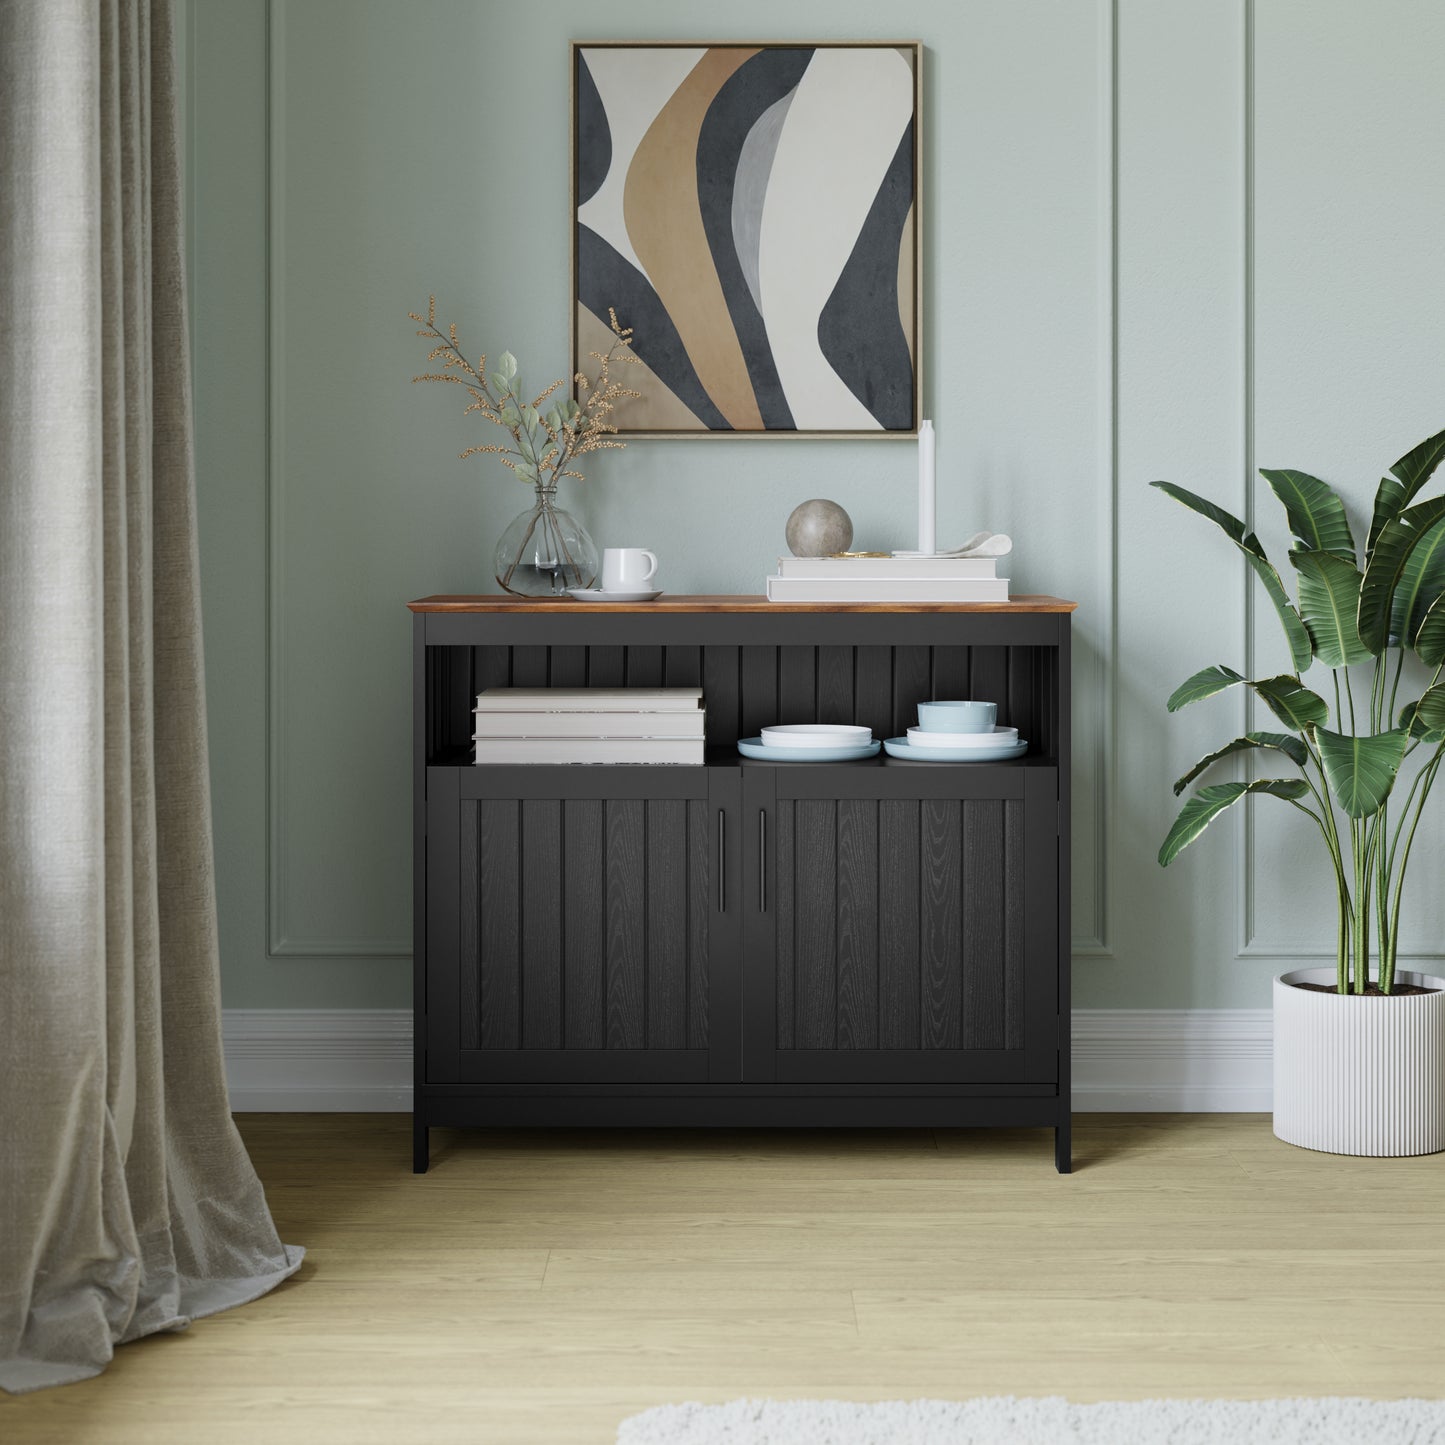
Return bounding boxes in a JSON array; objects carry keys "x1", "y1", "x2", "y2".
[{"x1": 411, "y1": 602, "x2": 1073, "y2": 1172}]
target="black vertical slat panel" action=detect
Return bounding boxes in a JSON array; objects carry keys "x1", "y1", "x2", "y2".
[
  {"x1": 563, "y1": 799, "x2": 605, "y2": 1048},
  {"x1": 854, "y1": 646, "x2": 892, "y2": 738},
  {"x1": 627, "y1": 645, "x2": 663, "y2": 687},
  {"x1": 816, "y1": 646, "x2": 854, "y2": 724},
  {"x1": 433, "y1": 646, "x2": 473, "y2": 756},
  {"x1": 740, "y1": 645, "x2": 778, "y2": 739},
  {"x1": 891, "y1": 645, "x2": 932, "y2": 736},
  {"x1": 458, "y1": 801, "x2": 482, "y2": 1049},
  {"x1": 686, "y1": 799, "x2": 709, "y2": 1048},
  {"x1": 777, "y1": 645, "x2": 815, "y2": 723},
  {"x1": 520, "y1": 799, "x2": 562, "y2": 1048},
  {"x1": 1004, "y1": 797, "x2": 1026, "y2": 1049},
  {"x1": 961, "y1": 799, "x2": 1006, "y2": 1050},
  {"x1": 1008, "y1": 646, "x2": 1036, "y2": 748},
  {"x1": 970, "y1": 646, "x2": 1009, "y2": 722},
  {"x1": 878, "y1": 799, "x2": 920, "y2": 1048},
  {"x1": 794, "y1": 800, "x2": 838, "y2": 1049},
  {"x1": 664, "y1": 645, "x2": 702, "y2": 688},
  {"x1": 646, "y1": 799, "x2": 687, "y2": 1048},
  {"x1": 511, "y1": 645, "x2": 548, "y2": 688},
  {"x1": 478, "y1": 798, "x2": 520, "y2": 1049},
  {"x1": 931, "y1": 645, "x2": 968, "y2": 702},
  {"x1": 549, "y1": 645, "x2": 587, "y2": 687},
  {"x1": 605, "y1": 799, "x2": 646, "y2": 1047},
  {"x1": 588, "y1": 645, "x2": 625, "y2": 687},
  {"x1": 920, "y1": 799, "x2": 962, "y2": 1050},
  {"x1": 473, "y1": 645, "x2": 511, "y2": 717},
  {"x1": 775, "y1": 801, "x2": 795, "y2": 1048},
  {"x1": 703, "y1": 645, "x2": 741, "y2": 746},
  {"x1": 835, "y1": 798, "x2": 879, "y2": 1049}
]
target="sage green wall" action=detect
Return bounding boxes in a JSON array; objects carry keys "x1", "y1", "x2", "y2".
[{"x1": 189, "y1": 0, "x2": 1445, "y2": 1012}]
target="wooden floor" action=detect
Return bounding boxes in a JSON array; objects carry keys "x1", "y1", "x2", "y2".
[{"x1": 5, "y1": 1114, "x2": 1444, "y2": 1444}]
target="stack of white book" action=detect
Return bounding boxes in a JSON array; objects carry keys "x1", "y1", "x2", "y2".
[
  {"x1": 765, "y1": 554, "x2": 1009, "y2": 603},
  {"x1": 472, "y1": 688, "x2": 705, "y2": 764}
]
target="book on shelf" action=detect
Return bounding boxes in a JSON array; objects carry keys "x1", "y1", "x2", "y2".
[
  {"x1": 473, "y1": 735, "x2": 705, "y2": 765},
  {"x1": 471, "y1": 709, "x2": 706, "y2": 739},
  {"x1": 475, "y1": 687, "x2": 703, "y2": 712},
  {"x1": 764, "y1": 575, "x2": 1010, "y2": 603},
  {"x1": 775, "y1": 554, "x2": 997, "y2": 579}
]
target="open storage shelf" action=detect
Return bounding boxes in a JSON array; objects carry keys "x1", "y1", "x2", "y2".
[{"x1": 409, "y1": 595, "x2": 1076, "y2": 1173}]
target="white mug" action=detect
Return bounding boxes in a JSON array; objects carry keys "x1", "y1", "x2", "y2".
[{"x1": 600, "y1": 547, "x2": 658, "y2": 592}]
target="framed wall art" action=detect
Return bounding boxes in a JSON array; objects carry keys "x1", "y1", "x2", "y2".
[{"x1": 572, "y1": 41, "x2": 921, "y2": 438}]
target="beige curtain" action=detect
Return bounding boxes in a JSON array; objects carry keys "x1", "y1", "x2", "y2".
[{"x1": 0, "y1": 0, "x2": 302, "y2": 1393}]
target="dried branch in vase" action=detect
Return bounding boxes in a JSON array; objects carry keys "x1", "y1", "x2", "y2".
[{"x1": 407, "y1": 297, "x2": 643, "y2": 488}]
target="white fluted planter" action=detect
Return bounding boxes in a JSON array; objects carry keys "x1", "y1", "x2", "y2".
[{"x1": 1273, "y1": 967, "x2": 1445, "y2": 1156}]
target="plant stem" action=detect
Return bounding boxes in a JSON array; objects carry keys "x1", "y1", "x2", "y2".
[
  {"x1": 1299, "y1": 741, "x2": 1352, "y2": 991},
  {"x1": 1385, "y1": 748, "x2": 1445, "y2": 994},
  {"x1": 1387, "y1": 647, "x2": 1407, "y2": 729}
]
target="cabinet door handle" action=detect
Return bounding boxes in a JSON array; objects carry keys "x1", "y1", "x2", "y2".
[
  {"x1": 758, "y1": 810, "x2": 767, "y2": 912},
  {"x1": 717, "y1": 809, "x2": 725, "y2": 912}
]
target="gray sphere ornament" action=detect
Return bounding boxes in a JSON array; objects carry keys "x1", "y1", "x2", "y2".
[{"x1": 786, "y1": 498, "x2": 854, "y2": 557}]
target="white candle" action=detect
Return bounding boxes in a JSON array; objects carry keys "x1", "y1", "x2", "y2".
[{"x1": 917, "y1": 419, "x2": 936, "y2": 556}]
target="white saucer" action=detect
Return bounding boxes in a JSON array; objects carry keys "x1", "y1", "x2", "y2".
[
  {"x1": 565, "y1": 588, "x2": 663, "y2": 603},
  {"x1": 884, "y1": 736, "x2": 1029, "y2": 763},
  {"x1": 906, "y1": 724, "x2": 1019, "y2": 749}
]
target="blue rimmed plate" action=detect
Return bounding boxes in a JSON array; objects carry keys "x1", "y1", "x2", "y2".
[
  {"x1": 883, "y1": 737, "x2": 1029, "y2": 763},
  {"x1": 737, "y1": 737, "x2": 880, "y2": 763}
]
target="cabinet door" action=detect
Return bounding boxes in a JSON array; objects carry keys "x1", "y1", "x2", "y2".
[
  {"x1": 742, "y1": 765, "x2": 1059, "y2": 1084},
  {"x1": 427, "y1": 767, "x2": 741, "y2": 1084}
]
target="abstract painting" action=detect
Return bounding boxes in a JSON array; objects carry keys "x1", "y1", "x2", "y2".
[{"x1": 573, "y1": 42, "x2": 920, "y2": 436}]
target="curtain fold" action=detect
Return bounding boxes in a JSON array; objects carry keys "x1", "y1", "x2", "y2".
[{"x1": 1, "y1": 0, "x2": 303, "y2": 1393}]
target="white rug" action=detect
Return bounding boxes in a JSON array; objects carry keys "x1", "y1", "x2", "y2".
[{"x1": 615, "y1": 1396, "x2": 1445, "y2": 1444}]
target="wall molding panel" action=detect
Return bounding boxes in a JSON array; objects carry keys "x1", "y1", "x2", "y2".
[{"x1": 264, "y1": 0, "x2": 411, "y2": 959}]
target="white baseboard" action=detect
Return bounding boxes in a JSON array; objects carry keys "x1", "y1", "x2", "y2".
[
  {"x1": 222, "y1": 1007, "x2": 1275, "y2": 1114},
  {"x1": 223, "y1": 1009, "x2": 412, "y2": 1112},
  {"x1": 1071, "y1": 1009, "x2": 1273, "y2": 1112}
]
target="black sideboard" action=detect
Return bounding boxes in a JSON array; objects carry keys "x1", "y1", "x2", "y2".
[{"x1": 409, "y1": 595, "x2": 1075, "y2": 1171}]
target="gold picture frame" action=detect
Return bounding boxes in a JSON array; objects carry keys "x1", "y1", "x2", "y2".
[{"x1": 571, "y1": 41, "x2": 923, "y2": 439}]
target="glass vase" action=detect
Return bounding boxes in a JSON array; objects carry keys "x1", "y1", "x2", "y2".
[{"x1": 493, "y1": 484, "x2": 598, "y2": 597}]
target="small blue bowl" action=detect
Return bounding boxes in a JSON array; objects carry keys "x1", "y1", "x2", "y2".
[{"x1": 917, "y1": 700, "x2": 997, "y2": 733}]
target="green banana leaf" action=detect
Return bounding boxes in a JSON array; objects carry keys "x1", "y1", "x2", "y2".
[
  {"x1": 1251, "y1": 675, "x2": 1331, "y2": 731},
  {"x1": 1159, "y1": 779, "x2": 1311, "y2": 867},
  {"x1": 1368, "y1": 425, "x2": 1445, "y2": 551},
  {"x1": 1262, "y1": 469, "x2": 1356, "y2": 559},
  {"x1": 1315, "y1": 726, "x2": 1410, "y2": 818},
  {"x1": 1166, "y1": 667, "x2": 1328, "y2": 731},
  {"x1": 1289, "y1": 549, "x2": 1374, "y2": 665},
  {"x1": 1415, "y1": 591, "x2": 1445, "y2": 666},
  {"x1": 1389, "y1": 515, "x2": 1445, "y2": 647},
  {"x1": 1399, "y1": 684, "x2": 1445, "y2": 738},
  {"x1": 1151, "y1": 482, "x2": 1313, "y2": 671},
  {"x1": 1167, "y1": 664, "x2": 1245, "y2": 712},
  {"x1": 1173, "y1": 731, "x2": 1309, "y2": 795},
  {"x1": 1358, "y1": 495, "x2": 1445, "y2": 653}
]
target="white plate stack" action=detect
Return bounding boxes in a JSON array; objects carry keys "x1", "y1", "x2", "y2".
[
  {"x1": 473, "y1": 687, "x2": 705, "y2": 764},
  {"x1": 735, "y1": 724, "x2": 881, "y2": 762}
]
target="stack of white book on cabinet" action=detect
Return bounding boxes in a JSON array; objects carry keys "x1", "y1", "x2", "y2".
[
  {"x1": 472, "y1": 687, "x2": 705, "y2": 764},
  {"x1": 765, "y1": 554, "x2": 1009, "y2": 603}
]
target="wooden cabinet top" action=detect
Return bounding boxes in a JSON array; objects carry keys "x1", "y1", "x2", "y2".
[{"x1": 407, "y1": 593, "x2": 1078, "y2": 614}]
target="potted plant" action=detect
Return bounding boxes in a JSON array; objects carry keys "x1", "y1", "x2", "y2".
[{"x1": 1154, "y1": 428, "x2": 1445, "y2": 1156}]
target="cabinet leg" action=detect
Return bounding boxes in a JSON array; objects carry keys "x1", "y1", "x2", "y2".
[
  {"x1": 1054, "y1": 1117, "x2": 1072, "y2": 1174},
  {"x1": 412, "y1": 1115, "x2": 429, "y2": 1174}
]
